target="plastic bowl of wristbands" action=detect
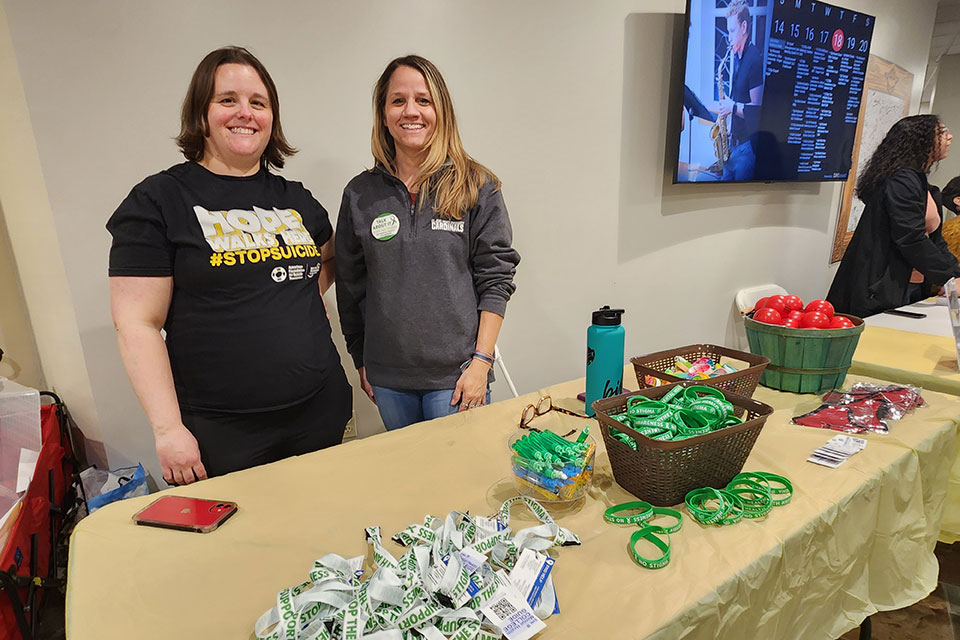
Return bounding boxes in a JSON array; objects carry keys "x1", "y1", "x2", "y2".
[{"x1": 508, "y1": 429, "x2": 596, "y2": 503}]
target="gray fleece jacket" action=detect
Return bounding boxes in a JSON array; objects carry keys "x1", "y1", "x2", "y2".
[{"x1": 335, "y1": 166, "x2": 520, "y2": 390}]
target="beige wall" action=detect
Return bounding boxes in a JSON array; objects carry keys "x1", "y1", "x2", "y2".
[
  {"x1": 0, "y1": 204, "x2": 44, "y2": 388},
  {"x1": 930, "y1": 53, "x2": 960, "y2": 190},
  {"x1": 0, "y1": 0, "x2": 939, "y2": 483},
  {"x1": 0, "y1": 1, "x2": 104, "y2": 460}
]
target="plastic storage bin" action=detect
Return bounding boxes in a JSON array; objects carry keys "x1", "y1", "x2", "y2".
[
  {"x1": 0, "y1": 379, "x2": 41, "y2": 517},
  {"x1": 508, "y1": 431, "x2": 596, "y2": 504},
  {"x1": 592, "y1": 382, "x2": 774, "y2": 506},
  {"x1": 632, "y1": 343, "x2": 769, "y2": 402}
]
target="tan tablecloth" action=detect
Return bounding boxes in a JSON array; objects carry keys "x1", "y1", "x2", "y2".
[
  {"x1": 66, "y1": 369, "x2": 959, "y2": 639},
  {"x1": 850, "y1": 325, "x2": 960, "y2": 542}
]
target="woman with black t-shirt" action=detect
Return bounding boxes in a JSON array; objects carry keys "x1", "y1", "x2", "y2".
[{"x1": 108, "y1": 46, "x2": 351, "y2": 485}]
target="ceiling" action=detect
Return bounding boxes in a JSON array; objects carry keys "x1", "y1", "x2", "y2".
[{"x1": 923, "y1": 0, "x2": 960, "y2": 107}]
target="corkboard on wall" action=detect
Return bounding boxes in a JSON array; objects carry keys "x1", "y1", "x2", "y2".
[{"x1": 832, "y1": 55, "x2": 913, "y2": 263}]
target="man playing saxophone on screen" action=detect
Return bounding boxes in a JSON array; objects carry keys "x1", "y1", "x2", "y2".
[{"x1": 716, "y1": 0, "x2": 764, "y2": 181}]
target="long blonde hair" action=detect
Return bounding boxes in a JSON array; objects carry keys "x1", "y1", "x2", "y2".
[{"x1": 372, "y1": 55, "x2": 499, "y2": 220}]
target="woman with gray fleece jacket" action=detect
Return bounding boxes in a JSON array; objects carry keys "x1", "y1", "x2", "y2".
[{"x1": 335, "y1": 55, "x2": 520, "y2": 431}]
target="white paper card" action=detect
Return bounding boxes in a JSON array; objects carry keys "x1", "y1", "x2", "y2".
[
  {"x1": 808, "y1": 435, "x2": 867, "y2": 468},
  {"x1": 16, "y1": 448, "x2": 40, "y2": 493},
  {"x1": 459, "y1": 547, "x2": 487, "y2": 574},
  {"x1": 508, "y1": 548, "x2": 555, "y2": 607},
  {"x1": 480, "y1": 587, "x2": 545, "y2": 640},
  {"x1": 347, "y1": 554, "x2": 365, "y2": 580},
  {"x1": 474, "y1": 516, "x2": 504, "y2": 533}
]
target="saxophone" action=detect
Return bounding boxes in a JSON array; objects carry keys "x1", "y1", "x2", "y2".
[{"x1": 711, "y1": 46, "x2": 732, "y2": 172}]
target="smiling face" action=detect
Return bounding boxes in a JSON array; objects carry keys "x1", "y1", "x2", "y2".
[
  {"x1": 383, "y1": 65, "x2": 436, "y2": 160},
  {"x1": 201, "y1": 63, "x2": 273, "y2": 175}
]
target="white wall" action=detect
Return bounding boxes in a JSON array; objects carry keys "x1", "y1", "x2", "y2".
[
  {"x1": 930, "y1": 53, "x2": 960, "y2": 189},
  {"x1": 1, "y1": 0, "x2": 939, "y2": 483}
]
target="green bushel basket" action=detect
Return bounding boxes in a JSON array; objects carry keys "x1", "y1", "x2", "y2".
[{"x1": 743, "y1": 313, "x2": 865, "y2": 393}]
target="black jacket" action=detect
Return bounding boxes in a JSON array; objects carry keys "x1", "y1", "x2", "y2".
[{"x1": 827, "y1": 168, "x2": 960, "y2": 318}]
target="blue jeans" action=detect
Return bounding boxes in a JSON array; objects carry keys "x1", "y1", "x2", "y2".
[
  {"x1": 372, "y1": 386, "x2": 492, "y2": 431},
  {"x1": 722, "y1": 140, "x2": 756, "y2": 181}
]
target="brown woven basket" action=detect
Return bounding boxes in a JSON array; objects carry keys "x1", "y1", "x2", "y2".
[
  {"x1": 632, "y1": 344, "x2": 770, "y2": 409},
  {"x1": 592, "y1": 381, "x2": 775, "y2": 506}
]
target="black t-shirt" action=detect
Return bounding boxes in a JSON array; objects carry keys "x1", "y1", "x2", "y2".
[
  {"x1": 730, "y1": 42, "x2": 763, "y2": 145},
  {"x1": 107, "y1": 162, "x2": 338, "y2": 412}
]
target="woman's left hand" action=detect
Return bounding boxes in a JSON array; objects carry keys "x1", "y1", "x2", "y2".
[{"x1": 452, "y1": 360, "x2": 489, "y2": 411}]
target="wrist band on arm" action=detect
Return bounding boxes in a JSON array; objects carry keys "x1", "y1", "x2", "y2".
[{"x1": 472, "y1": 351, "x2": 495, "y2": 366}]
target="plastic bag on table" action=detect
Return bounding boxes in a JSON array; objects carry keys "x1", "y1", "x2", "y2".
[
  {"x1": 80, "y1": 464, "x2": 149, "y2": 514},
  {"x1": 792, "y1": 404, "x2": 867, "y2": 433},
  {"x1": 823, "y1": 383, "x2": 926, "y2": 418},
  {"x1": 793, "y1": 381, "x2": 928, "y2": 434},
  {"x1": 845, "y1": 401, "x2": 889, "y2": 433}
]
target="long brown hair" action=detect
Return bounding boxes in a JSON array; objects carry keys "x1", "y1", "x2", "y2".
[
  {"x1": 371, "y1": 55, "x2": 499, "y2": 220},
  {"x1": 176, "y1": 46, "x2": 296, "y2": 170},
  {"x1": 855, "y1": 115, "x2": 946, "y2": 201}
]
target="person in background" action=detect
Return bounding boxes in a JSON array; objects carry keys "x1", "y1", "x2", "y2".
[
  {"x1": 938, "y1": 176, "x2": 960, "y2": 262},
  {"x1": 828, "y1": 115, "x2": 959, "y2": 317},
  {"x1": 108, "y1": 46, "x2": 351, "y2": 485},
  {"x1": 336, "y1": 55, "x2": 520, "y2": 431},
  {"x1": 717, "y1": 0, "x2": 764, "y2": 181}
]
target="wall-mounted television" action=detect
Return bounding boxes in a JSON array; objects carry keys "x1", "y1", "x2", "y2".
[{"x1": 674, "y1": 0, "x2": 875, "y2": 183}]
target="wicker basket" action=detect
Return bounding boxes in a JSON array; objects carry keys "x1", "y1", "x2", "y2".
[
  {"x1": 592, "y1": 382, "x2": 774, "y2": 506},
  {"x1": 744, "y1": 313, "x2": 864, "y2": 393},
  {"x1": 632, "y1": 344, "x2": 769, "y2": 407}
]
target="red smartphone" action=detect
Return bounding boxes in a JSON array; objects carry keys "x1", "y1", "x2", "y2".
[{"x1": 132, "y1": 496, "x2": 238, "y2": 533}]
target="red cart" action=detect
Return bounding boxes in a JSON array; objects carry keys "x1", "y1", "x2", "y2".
[{"x1": 0, "y1": 393, "x2": 81, "y2": 639}]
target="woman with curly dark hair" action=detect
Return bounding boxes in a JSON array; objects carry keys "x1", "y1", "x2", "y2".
[{"x1": 827, "y1": 115, "x2": 958, "y2": 317}]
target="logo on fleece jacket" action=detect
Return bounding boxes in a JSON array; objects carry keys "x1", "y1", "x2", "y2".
[{"x1": 431, "y1": 219, "x2": 464, "y2": 233}]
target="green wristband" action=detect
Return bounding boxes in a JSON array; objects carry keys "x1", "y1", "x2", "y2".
[
  {"x1": 675, "y1": 409, "x2": 712, "y2": 436},
  {"x1": 714, "y1": 490, "x2": 745, "y2": 525},
  {"x1": 648, "y1": 507, "x2": 683, "y2": 534},
  {"x1": 724, "y1": 483, "x2": 772, "y2": 519},
  {"x1": 633, "y1": 418, "x2": 672, "y2": 430},
  {"x1": 753, "y1": 472, "x2": 793, "y2": 506},
  {"x1": 627, "y1": 399, "x2": 667, "y2": 417},
  {"x1": 636, "y1": 425, "x2": 670, "y2": 439},
  {"x1": 604, "y1": 501, "x2": 654, "y2": 525},
  {"x1": 684, "y1": 487, "x2": 728, "y2": 525},
  {"x1": 660, "y1": 385, "x2": 684, "y2": 405},
  {"x1": 628, "y1": 525, "x2": 671, "y2": 569},
  {"x1": 684, "y1": 385, "x2": 725, "y2": 402}
]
